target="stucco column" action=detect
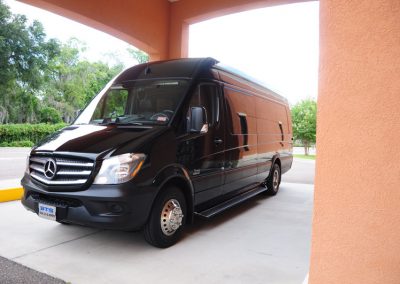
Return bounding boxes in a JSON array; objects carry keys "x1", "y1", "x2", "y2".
[
  {"x1": 309, "y1": 1, "x2": 400, "y2": 283},
  {"x1": 168, "y1": 6, "x2": 189, "y2": 59}
]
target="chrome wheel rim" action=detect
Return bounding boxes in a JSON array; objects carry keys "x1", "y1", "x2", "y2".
[
  {"x1": 161, "y1": 199, "x2": 184, "y2": 236},
  {"x1": 273, "y1": 168, "x2": 279, "y2": 190}
]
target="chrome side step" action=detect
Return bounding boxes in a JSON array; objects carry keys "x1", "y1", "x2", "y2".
[{"x1": 195, "y1": 185, "x2": 268, "y2": 219}]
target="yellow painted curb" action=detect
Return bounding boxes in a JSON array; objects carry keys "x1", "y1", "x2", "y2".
[{"x1": 0, "y1": 187, "x2": 23, "y2": 203}]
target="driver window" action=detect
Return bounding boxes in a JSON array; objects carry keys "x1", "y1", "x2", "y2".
[{"x1": 187, "y1": 83, "x2": 219, "y2": 128}]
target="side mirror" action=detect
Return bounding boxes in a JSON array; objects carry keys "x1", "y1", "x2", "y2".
[{"x1": 188, "y1": 107, "x2": 208, "y2": 133}]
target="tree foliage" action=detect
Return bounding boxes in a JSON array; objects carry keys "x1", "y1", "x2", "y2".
[
  {"x1": 127, "y1": 47, "x2": 149, "y2": 64},
  {"x1": 39, "y1": 107, "x2": 62, "y2": 124},
  {"x1": 43, "y1": 38, "x2": 123, "y2": 122},
  {"x1": 0, "y1": 1, "x2": 59, "y2": 123},
  {"x1": 0, "y1": 1, "x2": 125, "y2": 124},
  {"x1": 291, "y1": 99, "x2": 317, "y2": 155}
]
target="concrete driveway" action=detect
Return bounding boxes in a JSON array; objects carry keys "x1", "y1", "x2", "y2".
[{"x1": 0, "y1": 148, "x2": 314, "y2": 284}]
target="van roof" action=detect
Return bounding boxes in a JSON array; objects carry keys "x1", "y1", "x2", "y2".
[
  {"x1": 117, "y1": 57, "x2": 288, "y2": 103},
  {"x1": 116, "y1": 57, "x2": 217, "y2": 82},
  {"x1": 213, "y1": 63, "x2": 288, "y2": 103}
]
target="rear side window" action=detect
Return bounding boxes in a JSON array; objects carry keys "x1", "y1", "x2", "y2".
[
  {"x1": 224, "y1": 87, "x2": 256, "y2": 135},
  {"x1": 254, "y1": 96, "x2": 289, "y2": 134}
]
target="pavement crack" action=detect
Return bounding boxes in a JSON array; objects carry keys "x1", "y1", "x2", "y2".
[{"x1": 12, "y1": 229, "x2": 104, "y2": 260}]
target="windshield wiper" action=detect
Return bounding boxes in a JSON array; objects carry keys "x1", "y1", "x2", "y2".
[
  {"x1": 97, "y1": 121, "x2": 144, "y2": 126},
  {"x1": 118, "y1": 121, "x2": 143, "y2": 125}
]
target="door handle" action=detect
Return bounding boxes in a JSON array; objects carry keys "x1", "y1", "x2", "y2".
[{"x1": 214, "y1": 138, "x2": 223, "y2": 145}]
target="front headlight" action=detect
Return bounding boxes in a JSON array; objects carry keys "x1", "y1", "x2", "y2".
[{"x1": 93, "y1": 153, "x2": 146, "y2": 185}]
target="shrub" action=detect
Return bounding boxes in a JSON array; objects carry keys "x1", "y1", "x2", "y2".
[
  {"x1": 0, "y1": 123, "x2": 67, "y2": 146},
  {"x1": 39, "y1": 107, "x2": 63, "y2": 124},
  {"x1": 0, "y1": 140, "x2": 34, "y2": 147}
]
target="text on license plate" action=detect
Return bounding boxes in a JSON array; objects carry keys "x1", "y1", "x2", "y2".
[{"x1": 38, "y1": 203, "x2": 56, "y2": 221}]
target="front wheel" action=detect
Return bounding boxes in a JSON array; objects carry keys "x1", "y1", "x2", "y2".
[
  {"x1": 143, "y1": 186, "x2": 186, "y2": 248},
  {"x1": 264, "y1": 163, "x2": 281, "y2": 195}
]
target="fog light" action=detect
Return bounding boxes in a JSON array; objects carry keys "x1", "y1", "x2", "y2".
[{"x1": 109, "y1": 203, "x2": 123, "y2": 214}]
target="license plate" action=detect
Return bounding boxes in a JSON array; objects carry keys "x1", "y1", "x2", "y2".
[{"x1": 38, "y1": 203, "x2": 56, "y2": 221}]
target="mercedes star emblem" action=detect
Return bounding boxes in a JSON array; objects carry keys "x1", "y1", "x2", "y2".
[{"x1": 44, "y1": 159, "x2": 57, "y2": 179}]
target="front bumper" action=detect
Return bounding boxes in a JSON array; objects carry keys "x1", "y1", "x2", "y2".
[{"x1": 21, "y1": 174, "x2": 157, "y2": 231}]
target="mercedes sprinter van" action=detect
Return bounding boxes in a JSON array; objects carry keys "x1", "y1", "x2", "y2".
[{"x1": 21, "y1": 58, "x2": 293, "y2": 247}]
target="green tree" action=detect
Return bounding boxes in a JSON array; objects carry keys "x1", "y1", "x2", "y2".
[
  {"x1": 0, "y1": 0, "x2": 59, "y2": 123},
  {"x1": 127, "y1": 47, "x2": 149, "y2": 64},
  {"x1": 43, "y1": 39, "x2": 123, "y2": 122},
  {"x1": 39, "y1": 106, "x2": 62, "y2": 123},
  {"x1": 78, "y1": 61, "x2": 124, "y2": 105},
  {"x1": 291, "y1": 99, "x2": 317, "y2": 155},
  {"x1": 0, "y1": 1, "x2": 127, "y2": 124}
]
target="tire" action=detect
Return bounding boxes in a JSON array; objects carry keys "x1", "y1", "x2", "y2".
[
  {"x1": 57, "y1": 221, "x2": 70, "y2": 225},
  {"x1": 265, "y1": 163, "x2": 281, "y2": 196},
  {"x1": 143, "y1": 186, "x2": 187, "y2": 248}
]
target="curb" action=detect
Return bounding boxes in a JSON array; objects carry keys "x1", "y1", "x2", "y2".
[{"x1": 0, "y1": 187, "x2": 23, "y2": 203}]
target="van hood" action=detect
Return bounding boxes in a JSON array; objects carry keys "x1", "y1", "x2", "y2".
[{"x1": 33, "y1": 124, "x2": 165, "y2": 155}]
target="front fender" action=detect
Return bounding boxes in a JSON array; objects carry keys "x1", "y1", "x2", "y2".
[{"x1": 153, "y1": 164, "x2": 195, "y2": 223}]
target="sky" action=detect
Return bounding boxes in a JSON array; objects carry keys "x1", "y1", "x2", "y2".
[
  {"x1": 4, "y1": 0, "x2": 319, "y2": 105},
  {"x1": 189, "y1": 2, "x2": 319, "y2": 104}
]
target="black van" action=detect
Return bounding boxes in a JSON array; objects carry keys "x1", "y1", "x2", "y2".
[{"x1": 21, "y1": 58, "x2": 293, "y2": 247}]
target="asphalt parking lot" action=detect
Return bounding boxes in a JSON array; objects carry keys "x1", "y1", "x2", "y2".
[
  {"x1": 0, "y1": 147, "x2": 30, "y2": 188},
  {"x1": 0, "y1": 256, "x2": 65, "y2": 284},
  {"x1": 0, "y1": 148, "x2": 315, "y2": 284}
]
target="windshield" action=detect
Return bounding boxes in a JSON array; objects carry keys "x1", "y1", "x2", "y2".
[{"x1": 74, "y1": 79, "x2": 189, "y2": 125}]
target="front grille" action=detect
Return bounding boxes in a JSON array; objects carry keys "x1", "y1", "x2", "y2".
[
  {"x1": 29, "y1": 192, "x2": 81, "y2": 207},
  {"x1": 29, "y1": 155, "x2": 94, "y2": 186}
]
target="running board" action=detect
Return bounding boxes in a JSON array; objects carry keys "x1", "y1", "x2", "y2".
[{"x1": 195, "y1": 185, "x2": 267, "y2": 219}]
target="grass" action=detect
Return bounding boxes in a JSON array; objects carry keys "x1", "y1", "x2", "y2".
[{"x1": 294, "y1": 154, "x2": 316, "y2": 160}]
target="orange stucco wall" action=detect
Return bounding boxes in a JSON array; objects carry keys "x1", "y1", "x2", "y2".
[
  {"x1": 20, "y1": 0, "x2": 170, "y2": 60},
  {"x1": 309, "y1": 1, "x2": 400, "y2": 283}
]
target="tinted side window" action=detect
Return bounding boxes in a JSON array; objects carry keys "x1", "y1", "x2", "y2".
[
  {"x1": 254, "y1": 95, "x2": 289, "y2": 135},
  {"x1": 224, "y1": 87, "x2": 256, "y2": 135}
]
